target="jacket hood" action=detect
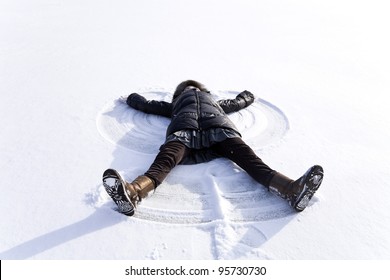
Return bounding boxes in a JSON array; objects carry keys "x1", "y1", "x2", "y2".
[{"x1": 173, "y1": 80, "x2": 209, "y2": 101}]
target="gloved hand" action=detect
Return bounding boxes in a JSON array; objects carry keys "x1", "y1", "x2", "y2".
[
  {"x1": 237, "y1": 90, "x2": 255, "y2": 106},
  {"x1": 126, "y1": 93, "x2": 147, "y2": 110}
]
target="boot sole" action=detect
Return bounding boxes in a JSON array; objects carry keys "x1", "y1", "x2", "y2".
[
  {"x1": 292, "y1": 165, "x2": 324, "y2": 212},
  {"x1": 102, "y1": 169, "x2": 135, "y2": 216}
]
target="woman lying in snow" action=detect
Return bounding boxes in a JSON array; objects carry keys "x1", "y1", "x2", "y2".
[{"x1": 103, "y1": 80, "x2": 324, "y2": 216}]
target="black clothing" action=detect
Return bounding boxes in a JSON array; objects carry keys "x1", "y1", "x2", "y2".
[
  {"x1": 167, "y1": 89, "x2": 242, "y2": 136},
  {"x1": 211, "y1": 137, "x2": 276, "y2": 186},
  {"x1": 127, "y1": 89, "x2": 254, "y2": 137},
  {"x1": 127, "y1": 88, "x2": 275, "y2": 188},
  {"x1": 127, "y1": 89, "x2": 254, "y2": 164},
  {"x1": 126, "y1": 93, "x2": 172, "y2": 118},
  {"x1": 165, "y1": 128, "x2": 240, "y2": 149},
  {"x1": 145, "y1": 138, "x2": 275, "y2": 187}
]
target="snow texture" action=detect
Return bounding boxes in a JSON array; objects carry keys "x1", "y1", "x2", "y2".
[{"x1": 1, "y1": 0, "x2": 390, "y2": 260}]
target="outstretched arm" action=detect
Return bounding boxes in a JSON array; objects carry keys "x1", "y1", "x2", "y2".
[
  {"x1": 217, "y1": 90, "x2": 255, "y2": 114},
  {"x1": 126, "y1": 93, "x2": 172, "y2": 118}
]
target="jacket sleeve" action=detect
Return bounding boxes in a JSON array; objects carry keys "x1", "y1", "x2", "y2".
[
  {"x1": 217, "y1": 90, "x2": 255, "y2": 114},
  {"x1": 126, "y1": 93, "x2": 172, "y2": 118}
]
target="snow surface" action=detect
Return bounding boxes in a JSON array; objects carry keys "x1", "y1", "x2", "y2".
[{"x1": 1, "y1": 0, "x2": 390, "y2": 260}]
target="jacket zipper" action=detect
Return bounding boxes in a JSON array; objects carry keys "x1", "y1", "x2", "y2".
[{"x1": 195, "y1": 91, "x2": 201, "y2": 131}]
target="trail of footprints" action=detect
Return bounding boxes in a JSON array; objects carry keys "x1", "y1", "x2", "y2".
[{"x1": 96, "y1": 91, "x2": 292, "y2": 223}]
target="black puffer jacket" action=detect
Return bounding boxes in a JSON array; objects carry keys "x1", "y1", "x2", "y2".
[{"x1": 127, "y1": 89, "x2": 255, "y2": 137}]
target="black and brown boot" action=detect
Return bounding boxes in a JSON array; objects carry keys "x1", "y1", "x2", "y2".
[
  {"x1": 124, "y1": 175, "x2": 155, "y2": 206},
  {"x1": 268, "y1": 165, "x2": 324, "y2": 211},
  {"x1": 102, "y1": 169, "x2": 155, "y2": 216}
]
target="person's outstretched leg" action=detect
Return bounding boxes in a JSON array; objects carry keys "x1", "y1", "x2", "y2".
[
  {"x1": 103, "y1": 141, "x2": 189, "y2": 216},
  {"x1": 212, "y1": 137, "x2": 276, "y2": 187},
  {"x1": 268, "y1": 165, "x2": 324, "y2": 211},
  {"x1": 212, "y1": 137, "x2": 324, "y2": 211},
  {"x1": 124, "y1": 141, "x2": 189, "y2": 207},
  {"x1": 144, "y1": 141, "x2": 189, "y2": 186}
]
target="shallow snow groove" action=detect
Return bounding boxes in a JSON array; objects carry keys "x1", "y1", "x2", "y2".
[
  {"x1": 132, "y1": 168, "x2": 295, "y2": 224},
  {"x1": 95, "y1": 91, "x2": 293, "y2": 224}
]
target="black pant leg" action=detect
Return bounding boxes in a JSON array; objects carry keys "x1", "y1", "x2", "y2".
[
  {"x1": 212, "y1": 137, "x2": 276, "y2": 187},
  {"x1": 144, "y1": 141, "x2": 189, "y2": 186}
]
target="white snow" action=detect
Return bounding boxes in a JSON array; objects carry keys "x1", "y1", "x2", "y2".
[{"x1": 1, "y1": 0, "x2": 390, "y2": 260}]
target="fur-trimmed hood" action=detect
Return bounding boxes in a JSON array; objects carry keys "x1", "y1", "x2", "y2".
[{"x1": 172, "y1": 80, "x2": 209, "y2": 101}]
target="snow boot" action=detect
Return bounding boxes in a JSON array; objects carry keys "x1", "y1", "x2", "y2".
[
  {"x1": 124, "y1": 175, "x2": 155, "y2": 205},
  {"x1": 102, "y1": 169, "x2": 155, "y2": 216},
  {"x1": 268, "y1": 165, "x2": 324, "y2": 211}
]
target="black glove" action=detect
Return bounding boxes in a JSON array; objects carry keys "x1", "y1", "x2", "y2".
[
  {"x1": 126, "y1": 93, "x2": 147, "y2": 110},
  {"x1": 237, "y1": 90, "x2": 255, "y2": 106}
]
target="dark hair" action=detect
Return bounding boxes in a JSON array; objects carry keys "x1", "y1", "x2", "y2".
[{"x1": 173, "y1": 80, "x2": 209, "y2": 101}]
